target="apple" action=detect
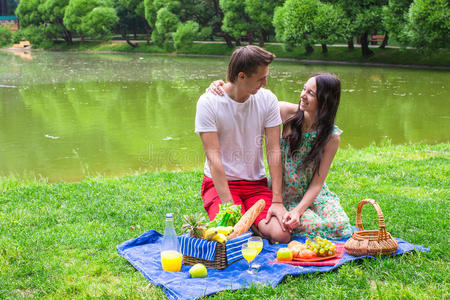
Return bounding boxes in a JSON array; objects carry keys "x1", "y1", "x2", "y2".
[
  {"x1": 189, "y1": 263, "x2": 207, "y2": 278},
  {"x1": 277, "y1": 248, "x2": 293, "y2": 261}
]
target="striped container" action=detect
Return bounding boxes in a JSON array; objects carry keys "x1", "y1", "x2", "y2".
[{"x1": 179, "y1": 232, "x2": 252, "y2": 269}]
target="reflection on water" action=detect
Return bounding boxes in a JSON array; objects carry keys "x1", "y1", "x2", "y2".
[
  {"x1": 13, "y1": 50, "x2": 32, "y2": 61},
  {"x1": 0, "y1": 51, "x2": 449, "y2": 181}
]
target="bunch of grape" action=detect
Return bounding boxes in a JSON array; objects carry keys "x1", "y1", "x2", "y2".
[{"x1": 305, "y1": 237, "x2": 336, "y2": 257}]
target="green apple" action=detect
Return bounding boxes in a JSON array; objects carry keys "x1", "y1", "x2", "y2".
[
  {"x1": 189, "y1": 263, "x2": 207, "y2": 278},
  {"x1": 277, "y1": 247, "x2": 293, "y2": 261}
]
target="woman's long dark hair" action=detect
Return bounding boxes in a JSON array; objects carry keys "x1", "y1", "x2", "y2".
[{"x1": 284, "y1": 73, "x2": 341, "y2": 175}]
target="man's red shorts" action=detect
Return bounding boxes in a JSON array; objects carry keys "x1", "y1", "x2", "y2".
[{"x1": 201, "y1": 175, "x2": 273, "y2": 226}]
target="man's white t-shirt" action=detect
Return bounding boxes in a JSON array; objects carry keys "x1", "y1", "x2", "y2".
[{"x1": 195, "y1": 88, "x2": 282, "y2": 181}]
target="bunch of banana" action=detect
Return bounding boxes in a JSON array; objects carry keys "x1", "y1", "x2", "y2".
[{"x1": 203, "y1": 226, "x2": 234, "y2": 243}]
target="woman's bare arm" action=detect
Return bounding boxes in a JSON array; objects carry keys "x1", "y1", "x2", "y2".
[
  {"x1": 283, "y1": 134, "x2": 340, "y2": 230},
  {"x1": 279, "y1": 101, "x2": 298, "y2": 123}
]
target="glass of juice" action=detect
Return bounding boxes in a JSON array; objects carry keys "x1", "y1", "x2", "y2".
[
  {"x1": 161, "y1": 250, "x2": 183, "y2": 272},
  {"x1": 247, "y1": 236, "x2": 263, "y2": 272},
  {"x1": 241, "y1": 243, "x2": 258, "y2": 274},
  {"x1": 248, "y1": 237, "x2": 263, "y2": 254}
]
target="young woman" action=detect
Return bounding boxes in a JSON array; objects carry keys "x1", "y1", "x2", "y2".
[
  {"x1": 274, "y1": 73, "x2": 353, "y2": 239},
  {"x1": 208, "y1": 73, "x2": 353, "y2": 239}
]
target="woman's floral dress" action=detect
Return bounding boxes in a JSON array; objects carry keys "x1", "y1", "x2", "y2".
[{"x1": 281, "y1": 126, "x2": 353, "y2": 239}]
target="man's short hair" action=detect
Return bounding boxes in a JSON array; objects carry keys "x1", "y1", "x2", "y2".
[{"x1": 227, "y1": 46, "x2": 275, "y2": 83}]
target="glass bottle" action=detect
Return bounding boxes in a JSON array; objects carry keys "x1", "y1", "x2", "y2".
[
  {"x1": 218, "y1": 208, "x2": 233, "y2": 227},
  {"x1": 160, "y1": 213, "x2": 182, "y2": 272}
]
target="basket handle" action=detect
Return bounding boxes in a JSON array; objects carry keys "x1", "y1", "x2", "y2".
[{"x1": 355, "y1": 199, "x2": 388, "y2": 241}]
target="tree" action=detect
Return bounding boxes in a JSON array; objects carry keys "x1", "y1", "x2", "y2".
[
  {"x1": 64, "y1": 0, "x2": 97, "y2": 41},
  {"x1": 15, "y1": 0, "x2": 43, "y2": 27},
  {"x1": 219, "y1": 0, "x2": 255, "y2": 45},
  {"x1": 0, "y1": 26, "x2": 12, "y2": 47},
  {"x1": 115, "y1": 0, "x2": 149, "y2": 47},
  {"x1": 172, "y1": 20, "x2": 199, "y2": 50},
  {"x1": 144, "y1": 0, "x2": 178, "y2": 30},
  {"x1": 82, "y1": 6, "x2": 118, "y2": 39},
  {"x1": 353, "y1": 4, "x2": 385, "y2": 56},
  {"x1": 312, "y1": 3, "x2": 349, "y2": 53},
  {"x1": 152, "y1": 6, "x2": 180, "y2": 49},
  {"x1": 244, "y1": 0, "x2": 284, "y2": 46},
  {"x1": 406, "y1": 0, "x2": 449, "y2": 53},
  {"x1": 133, "y1": 0, "x2": 152, "y2": 42},
  {"x1": 383, "y1": 0, "x2": 413, "y2": 46},
  {"x1": 195, "y1": 0, "x2": 234, "y2": 47},
  {"x1": 273, "y1": 0, "x2": 320, "y2": 54},
  {"x1": 42, "y1": 0, "x2": 73, "y2": 44},
  {"x1": 324, "y1": 0, "x2": 388, "y2": 55},
  {"x1": 16, "y1": 0, "x2": 74, "y2": 45}
]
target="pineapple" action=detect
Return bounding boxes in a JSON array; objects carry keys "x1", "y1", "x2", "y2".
[{"x1": 181, "y1": 213, "x2": 207, "y2": 238}]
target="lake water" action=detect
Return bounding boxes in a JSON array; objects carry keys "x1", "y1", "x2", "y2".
[{"x1": 1, "y1": 51, "x2": 449, "y2": 181}]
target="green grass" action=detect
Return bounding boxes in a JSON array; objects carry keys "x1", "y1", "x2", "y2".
[
  {"x1": 43, "y1": 40, "x2": 450, "y2": 67},
  {"x1": 1, "y1": 143, "x2": 449, "y2": 299}
]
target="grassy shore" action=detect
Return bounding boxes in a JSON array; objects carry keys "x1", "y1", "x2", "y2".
[
  {"x1": 1, "y1": 143, "x2": 448, "y2": 299},
  {"x1": 42, "y1": 40, "x2": 450, "y2": 68}
]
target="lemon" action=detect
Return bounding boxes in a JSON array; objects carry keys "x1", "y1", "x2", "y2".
[{"x1": 189, "y1": 263, "x2": 207, "y2": 278}]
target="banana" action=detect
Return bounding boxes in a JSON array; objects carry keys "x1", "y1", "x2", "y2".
[
  {"x1": 226, "y1": 226, "x2": 234, "y2": 236},
  {"x1": 211, "y1": 233, "x2": 227, "y2": 243},
  {"x1": 216, "y1": 226, "x2": 232, "y2": 236},
  {"x1": 204, "y1": 228, "x2": 218, "y2": 240}
]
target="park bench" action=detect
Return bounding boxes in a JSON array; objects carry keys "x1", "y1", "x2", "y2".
[{"x1": 369, "y1": 35, "x2": 385, "y2": 45}]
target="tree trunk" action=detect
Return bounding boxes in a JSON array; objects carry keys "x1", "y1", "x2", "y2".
[
  {"x1": 380, "y1": 33, "x2": 388, "y2": 49},
  {"x1": 81, "y1": 34, "x2": 85, "y2": 42},
  {"x1": 214, "y1": 32, "x2": 234, "y2": 48},
  {"x1": 236, "y1": 39, "x2": 241, "y2": 46},
  {"x1": 57, "y1": 20, "x2": 72, "y2": 46},
  {"x1": 247, "y1": 32, "x2": 254, "y2": 45},
  {"x1": 361, "y1": 33, "x2": 374, "y2": 57},
  {"x1": 63, "y1": 30, "x2": 73, "y2": 46},
  {"x1": 120, "y1": 29, "x2": 139, "y2": 48},
  {"x1": 144, "y1": 24, "x2": 152, "y2": 44},
  {"x1": 258, "y1": 33, "x2": 265, "y2": 47},
  {"x1": 347, "y1": 38, "x2": 354, "y2": 50},
  {"x1": 321, "y1": 44, "x2": 328, "y2": 53},
  {"x1": 224, "y1": 35, "x2": 233, "y2": 48},
  {"x1": 305, "y1": 44, "x2": 314, "y2": 54}
]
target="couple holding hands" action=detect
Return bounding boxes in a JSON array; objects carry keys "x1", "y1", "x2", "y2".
[{"x1": 195, "y1": 45, "x2": 353, "y2": 243}]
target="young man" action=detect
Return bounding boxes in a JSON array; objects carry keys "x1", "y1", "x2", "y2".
[{"x1": 195, "y1": 46, "x2": 290, "y2": 243}]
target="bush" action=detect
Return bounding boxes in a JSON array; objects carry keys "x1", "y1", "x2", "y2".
[
  {"x1": 12, "y1": 29, "x2": 25, "y2": 44},
  {"x1": 14, "y1": 25, "x2": 53, "y2": 48},
  {"x1": 173, "y1": 21, "x2": 199, "y2": 51},
  {"x1": 407, "y1": 0, "x2": 450, "y2": 53},
  {"x1": 197, "y1": 26, "x2": 212, "y2": 41},
  {"x1": 0, "y1": 26, "x2": 12, "y2": 47}
]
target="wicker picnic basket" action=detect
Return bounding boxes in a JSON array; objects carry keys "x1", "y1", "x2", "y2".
[
  {"x1": 345, "y1": 199, "x2": 398, "y2": 257},
  {"x1": 181, "y1": 232, "x2": 251, "y2": 270},
  {"x1": 182, "y1": 241, "x2": 228, "y2": 269}
]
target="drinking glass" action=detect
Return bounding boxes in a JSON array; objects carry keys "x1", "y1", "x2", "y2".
[
  {"x1": 247, "y1": 236, "x2": 263, "y2": 255},
  {"x1": 241, "y1": 243, "x2": 258, "y2": 274}
]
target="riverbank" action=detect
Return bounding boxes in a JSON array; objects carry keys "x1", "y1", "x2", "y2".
[
  {"x1": 8, "y1": 40, "x2": 450, "y2": 69},
  {"x1": 1, "y1": 142, "x2": 448, "y2": 298}
]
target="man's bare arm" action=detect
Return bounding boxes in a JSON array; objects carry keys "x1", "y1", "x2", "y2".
[
  {"x1": 199, "y1": 132, "x2": 233, "y2": 203},
  {"x1": 263, "y1": 125, "x2": 287, "y2": 231},
  {"x1": 265, "y1": 125, "x2": 283, "y2": 202}
]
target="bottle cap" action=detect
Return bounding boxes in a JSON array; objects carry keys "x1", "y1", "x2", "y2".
[{"x1": 166, "y1": 213, "x2": 173, "y2": 219}]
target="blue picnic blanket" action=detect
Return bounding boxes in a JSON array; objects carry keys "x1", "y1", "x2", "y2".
[{"x1": 117, "y1": 230, "x2": 429, "y2": 300}]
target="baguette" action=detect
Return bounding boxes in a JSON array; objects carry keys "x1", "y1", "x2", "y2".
[{"x1": 227, "y1": 199, "x2": 266, "y2": 239}]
